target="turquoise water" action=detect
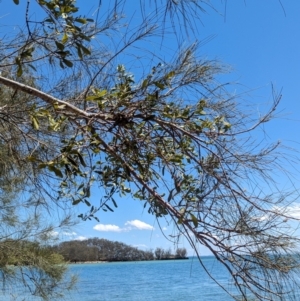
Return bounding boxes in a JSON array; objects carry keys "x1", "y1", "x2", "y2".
[
  {"x1": 65, "y1": 257, "x2": 241, "y2": 301},
  {"x1": 1, "y1": 257, "x2": 300, "y2": 300}
]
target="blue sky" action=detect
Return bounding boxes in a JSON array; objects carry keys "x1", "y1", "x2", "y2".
[{"x1": 2, "y1": 1, "x2": 300, "y2": 256}]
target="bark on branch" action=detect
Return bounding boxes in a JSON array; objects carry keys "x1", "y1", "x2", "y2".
[{"x1": 0, "y1": 76, "x2": 92, "y2": 118}]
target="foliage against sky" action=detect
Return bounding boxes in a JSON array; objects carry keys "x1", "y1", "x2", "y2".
[{"x1": 1, "y1": 1, "x2": 300, "y2": 300}]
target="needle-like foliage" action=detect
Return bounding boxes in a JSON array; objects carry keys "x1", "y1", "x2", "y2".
[{"x1": 0, "y1": 1, "x2": 300, "y2": 300}]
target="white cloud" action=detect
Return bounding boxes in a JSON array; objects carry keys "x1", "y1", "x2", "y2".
[
  {"x1": 63, "y1": 231, "x2": 77, "y2": 236},
  {"x1": 252, "y1": 215, "x2": 270, "y2": 222},
  {"x1": 255, "y1": 204, "x2": 300, "y2": 222},
  {"x1": 280, "y1": 204, "x2": 300, "y2": 219},
  {"x1": 132, "y1": 244, "x2": 148, "y2": 249},
  {"x1": 93, "y1": 220, "x2": 154, "y2": 233},
  {"x1": 93, "y1": 224, "x2": 123, "y2": 232},
  {"x1": 76, "y1": 236, "x2": 88, "y2": 241},
  {"x1": 50, "y1": 231, "x2": 59, "y2": 237},
  {"x1": 125, "y1": 220, "x2": 154, "y2": 230},
  {"x1": 162, "y1": 226, "x2": 168, "y2": 231}
]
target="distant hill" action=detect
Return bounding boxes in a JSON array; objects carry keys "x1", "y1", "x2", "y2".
[{"x1": 53, "y1": 238, "x2": 187, "y2": 262}]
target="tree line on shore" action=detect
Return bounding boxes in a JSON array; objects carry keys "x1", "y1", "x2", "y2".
[{"x1": 53, "y1": 238, "x2": 188, "y2": 262}]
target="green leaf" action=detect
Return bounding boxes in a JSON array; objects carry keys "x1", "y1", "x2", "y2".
[
  {"x1": 13, "y1": 0, "x2": 19, "y2": 4},
  {"x1": 27, "y1": 156, "x2": 38, "y2": 162},
  {"x1": 62, "y1": 59, "x2": 73, "y2": 67},
  {"x1": 86, "y1": 95, "x2": 97, "y2": 101},
  {"x1": 80, "y1": 45, "x2": 91, "y2": 55},
  {"x1": 38, "y1": 163, "x2": 47, "y2": 169},
  {"x1": 48, "y1": 166, "x2": 64, "y2": 178},
  {"x1": 77, "y1": 46, "x2": 83, "y2": 59},
  {"x1": 190, "y1": 213, "x2": 198, "y2": 228},
  {"x1": 167, "y1": 188, "x2": 174, "y2": 202},
  {"x1": 121, "y1": 185, "x2": 131, "y2": 193},
  {"x1": 77, "y1": 152, "x2": 86, "y2": 167},
  {"x1": 59, "y1": 60, "x2": 65, "y2": 69},
  {"x1": 95, "y1": 90, "x2": 107, "y2": 97},
  {"x1": 55, "y1": 41, "x2": 65, "y2": 51},
  {"x1": 223, "y1": 122, "x2": 231, "y2": 132},
  {"x1": 17, "y1": 65, "x2": 23, "y2": 77},
  {"x1": 31, "y1": 116, "x2": 39, "y2": 130},
  {"x1": 56, "y1": 104, "x2": 66, "y2": 110},
  {"x1": 154, "y1": 82, "x2": 165, "y2": 90},
  {"x1": 60, "y1": 181, "x2": 68, "y2": 187},
  {"x1": 62, "y1": 33, "x2": 68, "y2": 44},
  {"x1": 179, "y1": 208, "x2": 186, "y2": 215},
  {"x1": 73, "y1": 199, "x2": 81, "y2": 205},
  {"x1": 77, "y1": 183, "x2": 84, "y2": 191},
  {"x1": 85, "y1": 186, "x2": 90, "y2": 198},
  {"x1": 142, "y1": 79, "x2": 148, "y2": 89},
  {"x1": 104, "y1": 204, "x2": 114, "y2": 212},
  {"x1": 85, "y1": 199, "x2": 91, "y2": 206},
  {"x1": 166, "y1": 71, "x2": 175, "y2": 79},
  {"x1": 75, "y1": 18, "x2": 87, "y2": 24},
  {"x1": 111, "y1": 198, "x2": 118, "y2": 208},
  {"x1": 54, "y1": 169, "x2": 64, "y2": 178}
]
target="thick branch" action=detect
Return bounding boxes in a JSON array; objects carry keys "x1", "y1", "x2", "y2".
[{"x1": 0, "y1": 76, "x2": 93, "y2": 118}]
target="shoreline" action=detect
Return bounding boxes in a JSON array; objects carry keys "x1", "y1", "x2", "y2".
[
  {"x1": 68, "y1": 257, "x2": 189, "y2": 264},
  {"x1": 68, "y1": 261, "x2": 108, "y2": 264}
]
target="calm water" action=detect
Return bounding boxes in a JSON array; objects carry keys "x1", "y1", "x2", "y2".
[
  {"x1": 1, "y1": 257, "x2": 300, "y2": 300},
  {"x1": 65, "y1": 257, "x2": 243, "y2": 301}
]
